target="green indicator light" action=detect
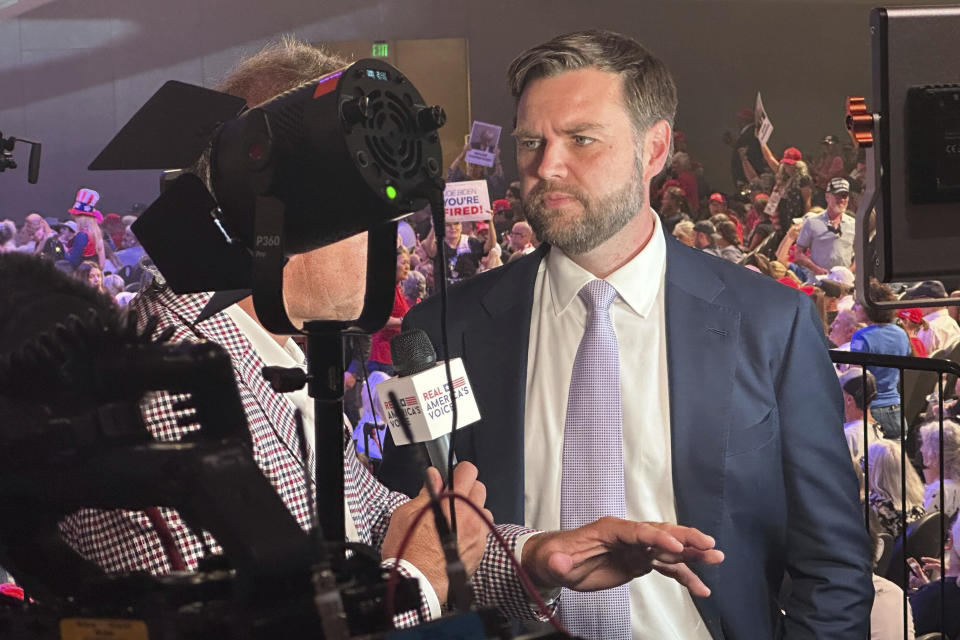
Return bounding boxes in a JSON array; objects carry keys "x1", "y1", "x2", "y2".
[
  {"x1": 385, "y1": 185, "x2": 397, "y2": 200},
  {"x1": 372, "y1": 42, "x2": 389, "y2": 57}
]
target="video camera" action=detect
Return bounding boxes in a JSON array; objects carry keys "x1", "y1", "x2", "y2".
[{"x1": 0, "y1": 130, "x2": 41, "y2": 183}]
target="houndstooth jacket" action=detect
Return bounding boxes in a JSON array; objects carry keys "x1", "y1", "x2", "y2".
[{"x1": 57, "y1": 284, "x2": 546, "y2": 623}]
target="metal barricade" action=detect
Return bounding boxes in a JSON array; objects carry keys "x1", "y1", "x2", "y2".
[{"x1": 830, "y1": 349, "x2": 958, "y2": 640}]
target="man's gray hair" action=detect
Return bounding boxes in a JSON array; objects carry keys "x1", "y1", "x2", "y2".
[
  {"x1": 192, "y1": 36, "x2": 346, "y2": 183},
  {"x1": 217, "y1": 35, "x2": 346, "y2": 106},
  {"x1": 918, "y1": 419, "x2": 960, "y2": 481},
  {"x1": 507, "y1": 30, "x2": 678, "y2": 143}
]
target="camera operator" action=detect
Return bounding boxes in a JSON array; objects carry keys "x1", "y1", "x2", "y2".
[{"x1": 53, "y1": 38, "x2": 722, "y2": 629}]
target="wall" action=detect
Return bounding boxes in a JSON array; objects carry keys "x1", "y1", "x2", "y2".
[{"x1": 0, "y1": 0, "x2": 952, "y2": 222}]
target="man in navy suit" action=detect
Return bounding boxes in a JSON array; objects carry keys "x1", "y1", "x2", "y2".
[{"x1": 382, "y1": 30, "x2": 871, "y2": 638}]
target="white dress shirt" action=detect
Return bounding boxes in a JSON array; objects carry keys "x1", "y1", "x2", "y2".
[
  {"x1": 522, "y1": 215, "x2": 711, "y2": 639},
  {"x1": 918, "y1": 309, "x2": 960, "y2": 354},
  {"x1": 223, "y1": 305, "x2": 442, "y2": 617}
]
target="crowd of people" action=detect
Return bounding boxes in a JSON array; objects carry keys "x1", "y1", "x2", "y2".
[
  {"x1": 6, "y1": 28, "x2": 960, "y2": 638},
  {"x1": 2, "y1": 33, "x2": 739, "y2": 639},
  {"x1": 1, "y1": 188, "x2": 148, "y2": 307}
]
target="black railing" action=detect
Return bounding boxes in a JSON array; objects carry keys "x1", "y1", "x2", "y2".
[{"x1": 830, "y1": 350, "x2": 959, "y2": 640}]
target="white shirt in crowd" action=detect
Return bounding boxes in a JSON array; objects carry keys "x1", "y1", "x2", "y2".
[
  {"x1": 223, "y1": 305, "x2": 442, "y2": 618},
  {"x1": 918, "y1": 308, "x2": 960, "y2": 354},
  {"x1": 521, "y1": 216, "x2": 711, "y2": 640},
  {"x1": 871, "y1": 574, "x2": 914, "y2": 640},
  {"x1": 844, "y1": 418, "x2": 883, "y2": 461}
]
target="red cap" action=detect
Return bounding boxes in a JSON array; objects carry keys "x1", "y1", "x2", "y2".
[
  {"x1": 778, "y1": 276, "x2": 799, "y2": 290},
  {"x1": 897, "y1": 308, "x2": 924, "y2": 324},
  {"x1": 709, "y1": 192, "x2": 726, "y2": 204},
  {"x1": 492, "y1": 198, "x2": 511, "y2": 213},
  {"x1": 475, "y1": 221, "x2": 489, "y2": 232},
  {"x1": 752, "y1": 192, "x2": 770, "y2": 203},
  {"x1": 0, "y1": 583, "x2": 24, "y2": 601},
  {"x1": 777, "y1": 277, "x2": 815, "y2": 296},
  {"x1": 781, "y1": 147, "x2": 803, "y2": 165}
]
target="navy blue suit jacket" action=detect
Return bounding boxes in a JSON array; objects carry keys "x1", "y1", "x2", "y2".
[{"x1": 381, "y1": 233, "x2": 872, "y2": 638}]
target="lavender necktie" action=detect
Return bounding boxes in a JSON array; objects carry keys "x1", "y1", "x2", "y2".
[{"x1": 559, "y1": 279, "x2": 630, "y2": 640}]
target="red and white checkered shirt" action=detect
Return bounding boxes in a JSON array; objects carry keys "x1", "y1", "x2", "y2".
[{"x1": 57, "y1": 285, "x2": 550, "y2": 623}]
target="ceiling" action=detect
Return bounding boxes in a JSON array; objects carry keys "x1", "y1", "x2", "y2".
[{"x1": 0, "y1": 0, "x2": 58, "y2": 22}]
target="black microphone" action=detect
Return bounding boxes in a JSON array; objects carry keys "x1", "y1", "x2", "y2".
[{"x1": 377, "y1": 329, "x2": 480, "y2": 483}]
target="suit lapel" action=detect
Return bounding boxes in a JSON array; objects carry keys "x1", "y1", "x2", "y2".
[
  {"x1": 173, "y1": 294, "x2": 303, "y2": 466},
  {"x1": 459, "y1": 247, "x2": 546, "y2": 524},
  {"x1": 664, "y1": 238, "x2": 740, "y2": 636}
]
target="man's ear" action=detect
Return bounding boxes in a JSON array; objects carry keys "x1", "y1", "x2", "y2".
[{"x1": 641, "y1": 120, "x2": 672, "y2": 179}]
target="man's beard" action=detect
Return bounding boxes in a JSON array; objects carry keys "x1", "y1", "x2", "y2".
[{"x1": 522, "y1": 166, "x2": 645, "y2": 255}]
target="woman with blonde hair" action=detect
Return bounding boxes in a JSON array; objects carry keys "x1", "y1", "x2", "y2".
[
  {"x1": 917, "y1": 419, "x2": 960, "y2": 519},
  {"x1": 751, "y1": 140, "x2": 814, "y2": 219},
  {"x1": 671, "y1": 219, "x2": 695, "y2": 247},
  {"x1": 68, "y1": 214, "x2": 106, "y2": 271},
  {"x1": 64, "y1": 188, "x2": 110, "y2": 271},
  {"x1": 867, "y1": 439, "x2": 926, "y2": 537}
]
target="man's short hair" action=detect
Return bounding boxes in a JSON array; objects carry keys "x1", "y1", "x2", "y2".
[
  {"x1": 692, "y1": 221, "x2": 716, "y2": 237},
  {"x1": 839, "y1": 369, "x2": 877, "y2": 410},
  {"x1": 506, "y1": 30, "x2": 678, "y2": 144},
  {"x1": 512, "y1": 221, "x2": 532, "y2": 235},
  {"x1": 191, "y1": 36, "x2": 347, "y2": 186},
  {"x1": 816, "y1": 278, "x2": 844, "y2": 299}
]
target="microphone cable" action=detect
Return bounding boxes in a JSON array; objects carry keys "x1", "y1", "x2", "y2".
[
  {"x1": 387, "y1": 389, "x2": 472, "y2": 613},
  {"x1": 426, "y1": 186, "x2": 460, "y2": 535}
]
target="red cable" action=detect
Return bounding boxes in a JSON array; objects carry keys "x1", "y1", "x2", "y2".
[
  {"x1": 385, "y1": 490, "x2": 566, "y2": 634},
  {"x1": 144, "y1": 506, "x2": 187, "y2": 571}
]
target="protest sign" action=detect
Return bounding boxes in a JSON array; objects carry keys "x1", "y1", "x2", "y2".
[
  {"x1": 444, "y1": 180, "x2": 491, "y2": 222},
  {"x1": 764, "y1": 188, "x2": 782, "y2": 216},
  {"x1": 754, "y1": 92, "x2": 774, "y2": 146},
  {"x1": 464, "y1": 120, "x2": 501, "y2": 168}
]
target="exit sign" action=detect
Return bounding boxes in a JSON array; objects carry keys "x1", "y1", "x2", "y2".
[{"x1": 372, "y1": 42, "x2": 388, "y2": 57}]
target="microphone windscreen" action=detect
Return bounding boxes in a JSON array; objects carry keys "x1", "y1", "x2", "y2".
[{"x1": 390, "y1": 328, "x2": 436, "y2": 377}]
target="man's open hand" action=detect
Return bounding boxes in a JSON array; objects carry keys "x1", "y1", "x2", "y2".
[
  {"x1": 521, "y1": 517, "x2": 724, "y2": 597},
  {"x1": 381, "y1": 462, "x2": 493, "y2": 603}
]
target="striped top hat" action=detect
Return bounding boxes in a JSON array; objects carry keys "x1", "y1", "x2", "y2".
[{"x1": 68, "y1": 188, "x2": 103, "y2": 223}]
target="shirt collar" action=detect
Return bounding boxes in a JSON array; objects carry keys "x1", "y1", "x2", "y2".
[
  {"x1": 545, "y1": 212, "x2": 666, "y2": 318},
  {"x1": 224, "y1": 303, "x2": 305, "y2": 367},
  {"x1": 820, "y1": 210, "x2": 852, "y2": 224}
]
